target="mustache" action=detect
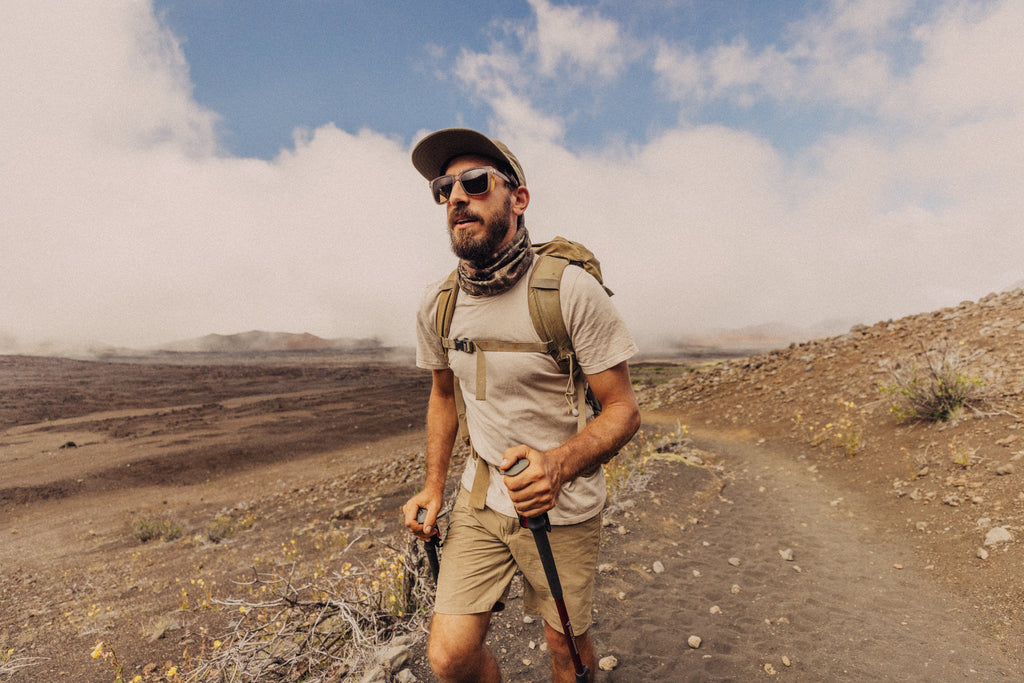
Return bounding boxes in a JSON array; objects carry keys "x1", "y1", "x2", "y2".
[{"x1": 448, "y1": 208, "x2": 483, "y2": 229}]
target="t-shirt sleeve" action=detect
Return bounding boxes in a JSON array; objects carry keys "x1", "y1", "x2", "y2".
[
  {"x1": 560, "y1": 266, "x2": 638, "y2": 375},
  {"x1": 415, "y1": 280, "x2": 449, "y2": 371}
]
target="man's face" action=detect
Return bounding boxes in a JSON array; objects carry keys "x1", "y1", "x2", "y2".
[{"x1": 441, "y1": 155, "x2": 519, "y2": 264}]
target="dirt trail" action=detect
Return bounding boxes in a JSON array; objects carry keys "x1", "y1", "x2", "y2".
[{"x1": 592, "y1": 424, "x2": 1022, "y2": 681}]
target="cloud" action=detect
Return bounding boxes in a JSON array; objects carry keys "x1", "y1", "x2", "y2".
[
  {"x1": 3, "y1": 0, "x2": 1024, "y2": 356},
  {"x1": 527, "y1": 0, "x2": 628, "y2": 79}
]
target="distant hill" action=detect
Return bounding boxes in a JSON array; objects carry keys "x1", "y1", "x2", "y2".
[{"x1": 158, "y1": 330, "x2": 382, "y2": 353}]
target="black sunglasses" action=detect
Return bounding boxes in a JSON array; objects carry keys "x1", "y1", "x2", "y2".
[{"x1": 430, "y1": 167, "x2": 512, "y2": 204}]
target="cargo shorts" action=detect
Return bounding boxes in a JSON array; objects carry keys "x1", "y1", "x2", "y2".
[{"x1": 434, "y1": 487, "x2": 602, "y2": 634}]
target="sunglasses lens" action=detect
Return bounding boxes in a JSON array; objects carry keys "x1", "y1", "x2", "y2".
[
  {"x1": 431, "y1": 176, "x2": 455, "y2": 203},
  {"x1": 460, "y1": 168, "x2": 491, "y2": 195},
  {"x1": 429, "y1": 168, "x2": 498, "y2": 203}
]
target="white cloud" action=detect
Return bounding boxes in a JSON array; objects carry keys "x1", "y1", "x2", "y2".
[
  {"x1": 527, "y1": 0, "x2": 627, "y2": 79},
  {"x1": 4, "y1": 0, "x2": 1024, "y2": 356}
]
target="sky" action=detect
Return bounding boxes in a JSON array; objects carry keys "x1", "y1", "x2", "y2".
[{"x1": 3, "y1": 0, "x2": 1024, "y2": 353}]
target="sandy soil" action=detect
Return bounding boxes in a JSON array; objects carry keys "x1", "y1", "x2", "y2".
[{"x1": 2, "y1": 289, "x2": 1023, "y2": 682}]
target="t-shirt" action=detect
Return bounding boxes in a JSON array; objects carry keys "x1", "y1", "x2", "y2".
[{"x1": 416, "y1": 259, "x2": 638, "y2": 524}]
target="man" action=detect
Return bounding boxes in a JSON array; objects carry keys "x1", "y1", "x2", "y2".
[{"x1": 403, "y1": 127, "x2": 641, "y2": 683}]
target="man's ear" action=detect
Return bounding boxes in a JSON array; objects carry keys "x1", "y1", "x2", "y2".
[{"x1": 511, "y1": 185, "x2": 530, "y2": 216}]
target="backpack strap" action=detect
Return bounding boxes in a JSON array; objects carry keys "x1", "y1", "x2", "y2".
[{"x1": 528, "y1": 253, "x2": 593, "y2": 432}]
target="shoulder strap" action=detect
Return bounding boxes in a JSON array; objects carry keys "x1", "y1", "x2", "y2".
[
  {"x1": 527, "y1": 254, "x2": 574, "y2": 375},
  {"x1": 435, "y1": 269, "x2": 459, "y2": 362},
  {"x1": 434, "y1": 269, "x2": 470, "y2": 444}
]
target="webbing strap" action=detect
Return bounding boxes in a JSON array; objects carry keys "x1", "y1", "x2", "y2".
[
  {"x1": 441, "y1": 338, "x2": 554, "y2": 401},
  {"x1": 468, "y1": 447, "x2": 489, "y2": 510}
]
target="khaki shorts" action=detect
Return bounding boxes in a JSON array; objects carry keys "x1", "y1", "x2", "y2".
[{"x1": 434, "y1": 487, "x2": 602, "y2": 634}]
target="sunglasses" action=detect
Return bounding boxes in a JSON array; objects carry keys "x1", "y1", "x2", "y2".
[{"x1": 430, "y1": 167, "x2": 512, "y2": 204}]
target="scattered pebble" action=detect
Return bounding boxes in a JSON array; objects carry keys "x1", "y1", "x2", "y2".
[
  {"x1": 728, "y1": 557, "x2": 741, "y2": 567},
  {"x1": 779, "y1": 548, "x2": 795, "y2": 561},
  {"x1": 764, "y1": 663, "x2": 778, "y2": 675},
  {"x1": 782, "y1": 655, "x2": 792, "y2": 667},
  {"x1": 652, "y1": 561, "x2": 665, "y2": 574},
  {"x1": 598, "y1": 655, "x2": 618, "y2": 671},
  {"x1": 977, "y1": 547, "x2": 989, "y2": 560},
  {"x1": 731, "y1": 584, "x2": 741, "y2": 594},
  {"x1": 984, "y1": 526, "x2": 1013, "y2": 546},
  {"x1": 688, "y1": 635, "x2": 702, "y2": 649},
  {"x1": 709, "y1": 605, "x2": 721, "y2": 614}
]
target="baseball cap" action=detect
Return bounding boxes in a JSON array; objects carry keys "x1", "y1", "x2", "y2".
[{"x1": 411, "y1": 127, "x2": 526, "y2": 187}]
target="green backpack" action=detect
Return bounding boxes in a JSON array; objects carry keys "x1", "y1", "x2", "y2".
[{"x1": 434, "y1": 236, "x2": 611, "y2": 444}]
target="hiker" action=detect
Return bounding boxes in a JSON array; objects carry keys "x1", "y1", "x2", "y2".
[{"x1": 403, "y1": 127, "x2": 641, "y2": 683}]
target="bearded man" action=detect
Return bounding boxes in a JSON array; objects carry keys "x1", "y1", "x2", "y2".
[{"x1": 403, "y1": 128, "x2": 640, "y2": 683}]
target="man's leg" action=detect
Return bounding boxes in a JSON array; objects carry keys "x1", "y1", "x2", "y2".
[
  {"x1": 544, "y1": 622, "x2": 596, "y2": 683},
  {"x1": 428, "y1": 611, "x2": 501, "y2": 683}
]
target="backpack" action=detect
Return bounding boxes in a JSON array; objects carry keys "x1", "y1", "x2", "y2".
[{"x1": 434, "y1": 236, "x2": 612, "y2": 444}]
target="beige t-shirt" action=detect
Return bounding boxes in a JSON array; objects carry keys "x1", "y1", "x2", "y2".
[{"x1": 416, "y1": 260, "x2": 638, "y2": 524}]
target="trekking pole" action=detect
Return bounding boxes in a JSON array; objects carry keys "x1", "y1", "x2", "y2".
[
  {"x1": 416, "y1": 507, "x2": 441, "y2": 584},
  {"x1": 505, "y1": 459, "x2": 590, "y2": 683}
]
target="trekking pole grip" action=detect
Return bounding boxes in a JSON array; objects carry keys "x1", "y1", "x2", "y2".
[{"x1": 416, "y1": 507, "x2": 441, "y2": 583}]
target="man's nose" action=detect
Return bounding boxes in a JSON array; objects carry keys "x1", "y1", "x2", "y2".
[{"x1": 446, "y1": 177, "x2": 470, "y2": 205}]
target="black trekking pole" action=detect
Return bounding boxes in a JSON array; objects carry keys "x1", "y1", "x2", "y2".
[
  {"x1": 416, "y1": 507, "x2": 441, "y2": 584},
  {"x1": 505, "y1": 459, "x2": 590, "y2": 683}
]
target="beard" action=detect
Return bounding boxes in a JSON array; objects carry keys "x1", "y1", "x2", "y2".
[{"x1": 448, "y1": 196, "x2": 513, "y2": 265}]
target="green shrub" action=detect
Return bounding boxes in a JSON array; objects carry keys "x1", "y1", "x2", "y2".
[
  {"x1": 131, "y1": 517, "x2": 183, "y2": 543},
  {"x1": 880, "y1": 343, "x2": 988, "y2": 422}
]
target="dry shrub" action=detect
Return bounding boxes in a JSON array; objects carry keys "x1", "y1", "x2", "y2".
[{"x1": 880, "y1": 342, "x2": 989, "y2": 422}]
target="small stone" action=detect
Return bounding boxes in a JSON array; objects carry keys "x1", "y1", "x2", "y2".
[
  {"x1": 523, "y1": 615, "x2": 534, "y2": 624},
  {"x1": 598, "y1": 655, "x2": 618, "y2": 671},
  {"x1": 995, "y1": 463, "x2": 1015, "y2": 476},
  {"x1": 652, "y1": 561, "x2": 665, "y2": 574},
  {"x1": 616, "y1": 591, "x2": 626, "y2": 600},
  {"x1": 779, "y1": 548, "x2": 795, "y2": 561},
  {"x1": 782, "y1": 656, "x2": 792, "y2": 667},
  {"x1": 977, "y1": 547, "x2": 989, "y2": 560},
  {"x1": 765, "y1": 663, "x2": 778, "y2": 675},
  {"x1": 728, "y1": 557, "x2": 741, "y2": 567},
  {"x1": 528, "y1": 640, "x2": 537, "y2": 650},
  {"x1": 731, "y1": 584, "x2": 741, "y2": 594},
  {"x1": 688, "y1": 635, "x2": 702, "y2": 649},
  {"x1": 709, "y1": 605, "x2": 721, "y2": 614},
  {"x1": 984, "y1": 526, "x2": 1013, "y2": 546},
  {"x1": 692, "y1": 569, "x2": 701, "y2": 577}
]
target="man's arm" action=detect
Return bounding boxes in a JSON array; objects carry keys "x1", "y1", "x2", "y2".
[
  {"x1": 403, "y1": 368, "x2": 459, "y2": 540},
  {"x1": 502, "y1": 360, "x2": 641, "y2": 517}
]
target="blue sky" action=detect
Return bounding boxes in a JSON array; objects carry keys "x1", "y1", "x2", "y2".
[{"x1": 3, "y1": 1, "x2": 1024, "y2": 351}]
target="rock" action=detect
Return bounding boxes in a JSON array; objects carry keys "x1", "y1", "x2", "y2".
[
  {"x1": 598, "y1": 655, "x2": 619, "y2": 671},
  {"x1": 709, "y1": 605, "x2": 721, "y2": 614},
  {"x1": 782, "y1": 655, "x2": 792, "y2": 667},
  {"x1": 764, "y1": 663, "x2": 778, "y2": 675},
  {"x1": 728, "y1": 557, "x2": 741, "y2": 567},
  {"x1": 984, "y1": 526, "x2": 1013, "y2": 546},
  {"x1": 995, "y1": 463, "x2": 1014, "y2": 475},
  {"x1": 977, "y1": 547, "x2": 989, "y2": 560},
  {"x1": 731, "y1": 584, "x2": 741, "y2": 594},
  {"x1": 395, "y1": 671, "x2": 417, "y2": 683},
  {"x1": 778, "y1": 548, "x2": 795, "y2": 561},
  {"x1": 688, "y1": 635, "x2": 702, "y2": 649},
  {"x1": 652, "y1": 561, "x2": 665, "y2": 574}
]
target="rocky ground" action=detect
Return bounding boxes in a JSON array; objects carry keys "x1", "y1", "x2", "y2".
[{"x1": 1, "y1": 288, "x2": 1022, "y2": 681}]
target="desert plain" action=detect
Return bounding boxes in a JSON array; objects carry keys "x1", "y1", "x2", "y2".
[{"x1": 3, "y1": 288, "x2": 1024, "y2": 681}]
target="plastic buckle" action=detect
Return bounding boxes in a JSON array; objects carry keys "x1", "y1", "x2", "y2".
[{"x1": 454, "y1": 338, "x2": 476, "y2": 353}]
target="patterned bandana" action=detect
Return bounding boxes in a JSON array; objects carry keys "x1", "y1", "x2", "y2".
[{"x1": 457, "y1": 224, "x2": 534, "y2": 297}]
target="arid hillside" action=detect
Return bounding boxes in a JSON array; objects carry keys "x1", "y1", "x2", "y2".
[{"x1": 636, "y1": 286, "x2": 1024, "y2": 657}]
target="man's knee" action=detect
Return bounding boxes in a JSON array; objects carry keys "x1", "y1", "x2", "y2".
[{"x1": 428, "y1": 613, "x2": 492, "y2": 681}]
